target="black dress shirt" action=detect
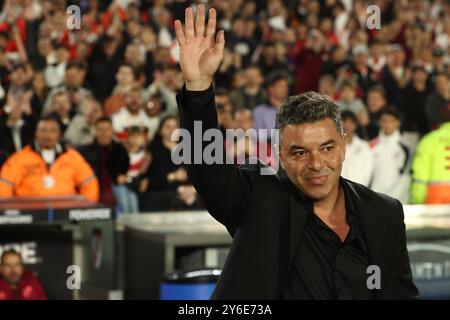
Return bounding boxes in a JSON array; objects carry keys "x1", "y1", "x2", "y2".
[{"x1": 283, "y1": 180, "x2": 375, "y2": 300}]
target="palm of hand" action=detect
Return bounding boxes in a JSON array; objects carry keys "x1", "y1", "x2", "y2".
[{"x1": 175, "y1": 5, "x2": 225, "y2": 90}]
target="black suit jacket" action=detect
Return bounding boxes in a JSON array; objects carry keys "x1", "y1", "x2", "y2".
[
  {"x1": 78, "y1": 140, "x2": 130, "y2": 184},
  {"x1": 177, "y1": 85, "x2": 419, "y2": 300}
]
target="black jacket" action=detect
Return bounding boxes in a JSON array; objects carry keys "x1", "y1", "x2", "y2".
[
  {"x1": 177, "y1": 85, "x2": 419, "y2": 300},
  {"x1": 78, "y1": 140, "x2": 129, "y2": 184}
]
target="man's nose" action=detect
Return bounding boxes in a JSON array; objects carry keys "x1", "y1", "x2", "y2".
[{"x1": 307, "y1": 152, "x2": 324, "y2": 171}]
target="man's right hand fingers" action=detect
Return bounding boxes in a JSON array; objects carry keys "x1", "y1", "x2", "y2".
[
  {"x1": 185, "y1": 7, "x2": 195, "y2": 40},
  {"x1": 206, "y1": 8, "x2": 217, "y2": 39},
  {"x1": 174, "y1": 20, "x2": 185, "y2": 45},
  {"x1": 195, "y1": 4, "x2": 206, "y2": 37}
]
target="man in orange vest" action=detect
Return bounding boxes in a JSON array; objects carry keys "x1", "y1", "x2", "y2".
[{"x1": 0, "y1": 115, "x2": 99, "y2": 201}]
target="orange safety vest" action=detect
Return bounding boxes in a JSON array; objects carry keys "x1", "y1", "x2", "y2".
[{"x1": 0, "y1": 144, "x2": 99, "y2": 202}]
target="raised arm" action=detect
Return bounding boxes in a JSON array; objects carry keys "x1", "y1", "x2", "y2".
[{"x1": 174, "y1": 5, "x2": 252, "y2": 234}]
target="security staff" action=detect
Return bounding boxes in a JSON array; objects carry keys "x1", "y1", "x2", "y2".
[{"x1": 0, "y1": 115, "x2": 99, "y2": 202}]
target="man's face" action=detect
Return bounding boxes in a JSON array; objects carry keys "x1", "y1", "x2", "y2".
[
  {"x1": 379, "y1": 114, "x2": 400, "y2": 136},
  {"x1": 245, "y1": 68, "x2": 263, "y2": 87},
  {"x1": 95, "y1": 121, "x2": 114, "y2": 146},
  {"x1": 35, "y1": 120, "x2": 60, "y2": 149},
  {"x1": 413, "y1": 69, "x2": 427, "y2": 84},
  {"x1": 160, "y1": 118, "x2": 178, "y2": 141},
  {"x1": 340, "y1": 86, "x2": 356, "y2": 101},
  {"x1": 268, "y1": 79, "x2": 289, "y2": 101},
  {"x1": 319, "y1": 78, "x2": 335, "y2": 96},
  {"x1": 279, "y1": 119, "x2": 345, "y2": 201},
  {"x1": 10, "y1": 68, "x2": 27, "y2": 86},
  {"x1": 367, "y1": 91, "x2": 386, "y2": 112},
  {"x1": 0, "y1": 254, "x2": 24, "y2": 286},
  {"x1": 53, "y1": 94, "x2": 71, "y2": 117},
  {"x1": 83, "y1": 100, "x2": 102, "y2": 124},
  {"x1": 65, "y1": 68, "x2": 84, "y2": 87},
  {"x1": 116, "y1": 66, "x2": 135, "y2": 86},
  {"x1": 234, "y1": 110, "x2": 254, "y2": 130}
]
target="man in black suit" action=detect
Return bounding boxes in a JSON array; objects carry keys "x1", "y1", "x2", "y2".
[{"x1": 174, "y1": 5, "x2": 419, "y2": 300}]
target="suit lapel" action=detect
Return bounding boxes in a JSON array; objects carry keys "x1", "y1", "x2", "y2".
[
  {"x1": 279, "y1": 174, "x2": 310, "y2": 287},
  {"x1": 344, "y1": 180, "x2": 394, "y2": 299}
]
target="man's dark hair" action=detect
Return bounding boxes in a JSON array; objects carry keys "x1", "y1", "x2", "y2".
[
  {"x1": 368, "y1": 84, "x2": 386, "y2": 97},
  {"x1": 341, "y1": 110, "x2": 358, "y2": 124},
  {"x1": 94, "y1": 115, "x2": 112, "y2": 126},
  {"x1": 38, "y1": 114, "x2": 61, "y2": 128},
  {"x1": 119, "y1": 63, "x2": 140, "y2": 80},
  {"x1": 0, "y1": 249, "x2": 22, "y2": 265},
  {"x1": 126, "y1": 125, "x2": 145, "y2": 136},
  {"x1": 66, "y1": 60, "x2": 88, "y2": 72},
  {"x1": 265, "y1": 72, "x2": 289, "y2": 89},
  {"x1": 379, "y1": 107, "x2": 401, "y2": 121},
  {"x1": 276, "y1": 91, "x2": 343, "y2": 142}
]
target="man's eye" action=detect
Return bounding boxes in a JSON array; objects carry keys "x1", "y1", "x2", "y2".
[
  {"x1": 293, "y1": 151, "x2": 306, "y2": 157},
  {"x1": 323, "y1": 146, "x2": 334, "y2": 152}
]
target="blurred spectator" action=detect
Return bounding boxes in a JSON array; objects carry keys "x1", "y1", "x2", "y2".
[
  {"x1": 229, "y1": 65, "x2": 266, "y2": 111},
  {"x1": 370, "y1": 108, "x2": 411, "y2": 203},
  {"x1": 88, "y1": 35, "x2": 123, "y2": 102},
  {"x1": 425, "y1": 72, "x2": 450, "y2": 130},
  {"x1": 348, "y1": 43, "x2": 378, "y2": 98},
  {"x1": 104, "y1": 63, "x2": 139, "y2": 117},
  {"x1": 44, "y1": 43, "x2": 69, "y2": 88},
  {"x1": 336, "y1": 79, "x2": 369, "y2": 128},
  {"x1": 43, "y1": 60, "x2": 92, "y2": 115},
  {"x1": 341, "y1": 111, "x2": 374, "y2": 187},
  {"x1": 365, "y1": 85, "x2": 388, "y2": 140},
  {"x1": 115, "y1": 126, "x2": 151, "y2": 214},
  {"x1": 147, "y1": 115, "x2": 189, "y2": 192},
  {"x1": 64, "y1": 96, "x2": 103, "y2": 147},
  {"x1": 78, "y1": 116, "x2": 129, "y2": 209},
  {"x1": 411, "y1": 114, "x2": 450, "y2": 204},
  {"x1": 112, "y1": 84, "x2": 158, "y2": 140},
  {"x1": 400, "y1": 65, "x2": 431, "y2": 136},
  {"x1": 257, "y1": 41, "x2": 290, "y2": 78},
  {"x1": 0, "y1": 250, "x2": 46, "y2": 300},
  {"x1": 293, "y1": 29, "x2": 324, "y2": 93},
  {"x1": 320, "y1": 45, "x2": 348, "y2": 78},
  {"x1": 380, "y1": 44, "x2": 410, "y2": 106},
  {"x1": 142, "y1": 66, "x2": 181, "y2": 118},
  {"x1": 226, "y1": 109, "x2": 258, "y2": 165},
  {"x1": 253, "y1": 72, "x2": 289, "y2": 131},
  {"x1": 46, "y1": 90, "x2": 74, "y2": 134},
  {"x1": 0, "y1": 90, "x2": 37, "y2": 166},
  {"x1": 215, "y1": 88, "x2": 235, "y2": 135},
  {"x1": 367, "y1": 40, "x2": 387, "y2": 75},
  {"x1": 0, "y1": 116, "x2": 99, "y2": 201},
  {"x1": 318, "y1": 74, "x2": 339, "y2": 100}
]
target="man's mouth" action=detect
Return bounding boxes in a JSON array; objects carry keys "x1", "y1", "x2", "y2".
[{"x1": 306, "y1": 175, "x2": 329, "y2": 185}]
